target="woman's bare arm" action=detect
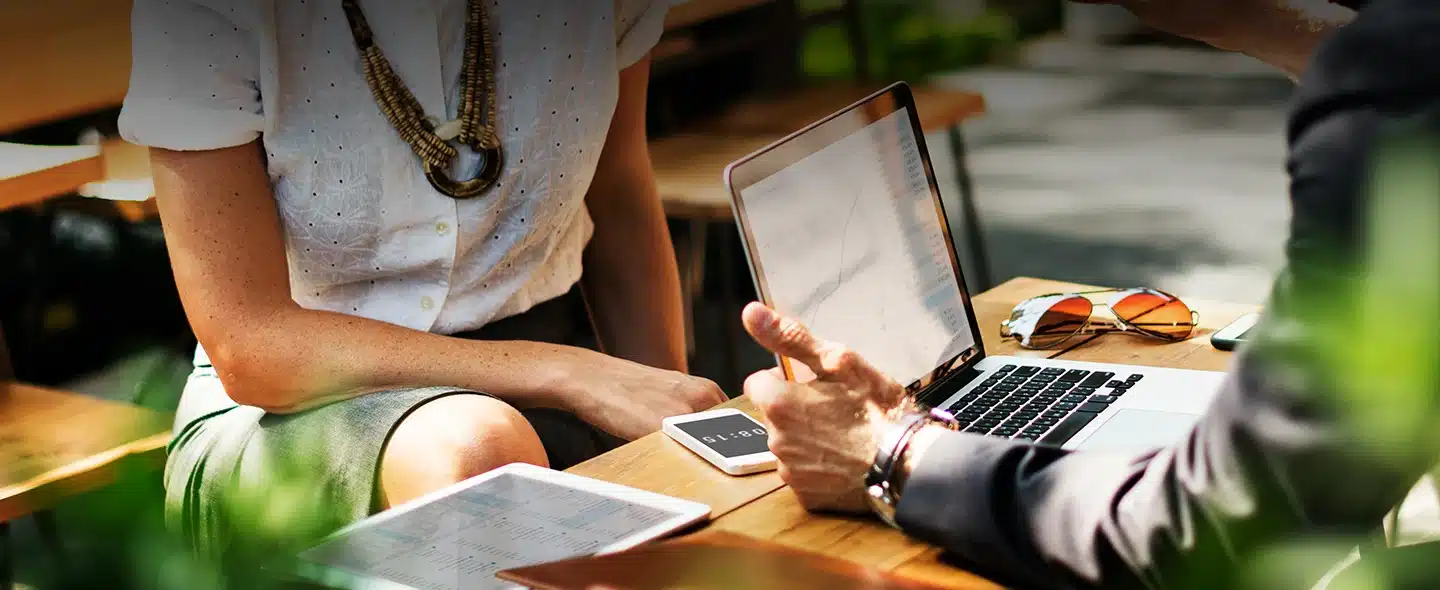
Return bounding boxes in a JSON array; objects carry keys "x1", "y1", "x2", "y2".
[
  {"x1": 581, "y1": 56, "x2": 688, "y2": 373},
  {"x1": 151, "y1": 142, "x2": 593, "y2": 413}
]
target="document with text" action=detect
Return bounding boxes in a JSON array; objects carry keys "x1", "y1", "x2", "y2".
[{"x1": 297, "y1": 473, "x2": 679, "y2": 590}]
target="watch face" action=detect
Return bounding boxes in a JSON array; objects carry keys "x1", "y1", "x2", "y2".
[{"x1": 674, "y1": 414, "x2": 770, "y2": 458}]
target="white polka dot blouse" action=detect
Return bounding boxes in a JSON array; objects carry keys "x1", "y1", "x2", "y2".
[{"x1": 120, "y1": 0, "x2": 675, "y2": 334}]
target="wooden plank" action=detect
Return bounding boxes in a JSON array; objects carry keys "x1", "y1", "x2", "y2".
[
  {"x1": 0, "y1": 0, "x2": 133, "y2": 134},
  {"x1": 0, "y1": 382, "x2": 172, "y2": 522},
  {"x1": 79, "y1": 139, "x2": 159, "y2": 218},
  {"x1": 652, "y1": 86, "x2": 986, "y2": 222},
  {"x1": 565, "y1": 396, "x2": 785, "y2": 520},
  {"x1": 0, "y1": 142, "x2": 104, "y2": 211},
  {"x1": 700, "y1": 85, "x2": 987, "y2": 137},
  {"x1": 708, "y1": 490, "x2": 934, "y2": 572},
  {"x1": 650, "y1": 134, "x2": 776, "y2": 220},
  {"x1": 889, "y1": 552, "x2": 1006, "y2": 590}
]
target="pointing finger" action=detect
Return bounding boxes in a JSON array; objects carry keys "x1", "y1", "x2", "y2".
[{"x1": 742, "y1": 302, "x2": 828, "y2": 374}]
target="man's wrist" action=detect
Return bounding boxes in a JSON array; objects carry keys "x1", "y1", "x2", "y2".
[
  {"x1": 866, "y1": 409, "x2": 957, "y2": 527},
  {"x1": 892, "y1": 425, "x2": 944, "y2": 499}
]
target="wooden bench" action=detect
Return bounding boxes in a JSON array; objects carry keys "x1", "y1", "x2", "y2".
[
  {"x1": 0, "y1": 318, "x2": 172, "y2": 589},
  {"x1": 0, "y1": 143, "x2": 104, "y2": 212}
]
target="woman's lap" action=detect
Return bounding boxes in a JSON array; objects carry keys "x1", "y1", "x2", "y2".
[
  {"x1": 166, "y1": 285, "x2": 614, "y2": 556},
  {"x1": 164, "y1": 379, "x2": 616, "y2": 558}
]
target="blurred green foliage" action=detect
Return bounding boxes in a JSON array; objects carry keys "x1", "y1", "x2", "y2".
[
  {"x1": 28, "y1": 426, "x2": 347, "y2": 590},
  {"x1": 800, "y1": 2, "x2": 1020, "y2": 81}
]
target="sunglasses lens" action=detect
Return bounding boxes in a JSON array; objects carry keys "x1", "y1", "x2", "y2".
[
  {"x1": 1019, "y1": 295, "x2": 1092, "y2": 349},
  {"x1": 1112, "y1": 289, "x2": 1195, "y2": 340}
]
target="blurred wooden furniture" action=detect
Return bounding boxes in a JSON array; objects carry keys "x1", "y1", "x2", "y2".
[
  {"x1": 0, "y1": 320, "x2": 173, "y2": 590},
  {"x1": 568, "y1": 276, "x2": 1256, "y2": 588},
  {"x1": 0, "y1": 0, "x2": 133, "y2": 136},
  {"x1": 0, "y1": 143, "x2": 104, "y2": 211},
  {"x1": 0, "y1": 139, "x2": 160, "y2": 221},
  {"x1": 649, "y1": 0, "x2": 993, "y2": 372},
  {"x1": 79, "y1": 139, "x2": 160, "y2": 222},
  {"x1": 651, "y1": 86, "x2": 987, "y2": 221}
]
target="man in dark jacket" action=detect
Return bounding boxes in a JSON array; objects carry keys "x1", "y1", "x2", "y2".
[{"x1": 742, "y1": 0, "x2": 1440, "y2": 587}]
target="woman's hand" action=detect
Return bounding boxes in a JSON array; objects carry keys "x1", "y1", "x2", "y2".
[{"x1": 559, "y1": 349, "x2": 728, "y2": 441}]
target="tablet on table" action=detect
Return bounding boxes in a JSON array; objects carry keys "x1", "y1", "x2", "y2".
[{"x1": 288, "y1": 462, "x2": 711, "y2": 590}]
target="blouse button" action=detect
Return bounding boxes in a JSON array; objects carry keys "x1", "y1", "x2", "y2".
[
  {"x1": 436, "y1": 222, "x2": 450, "y2": 236},
  {"x1": 420, "y1": 296, "x2": 435, "y2": 310}
]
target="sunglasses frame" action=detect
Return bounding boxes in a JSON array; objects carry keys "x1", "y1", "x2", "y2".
[{"x1": 999, "y1": 288, "x2": 1200, "y2": 350}]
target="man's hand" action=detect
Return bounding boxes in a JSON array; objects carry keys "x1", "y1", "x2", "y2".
[
  {"x1": 741, "y1": 302, "x2": 907, "y2": 513},
  {"x1": 1074, "y1": 0, "x2": 1353, "y2": 77}
]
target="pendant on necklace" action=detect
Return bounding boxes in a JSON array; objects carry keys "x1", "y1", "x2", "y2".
[{"x1": 425, "y1": 142, "x2": 503, "y2": 199}]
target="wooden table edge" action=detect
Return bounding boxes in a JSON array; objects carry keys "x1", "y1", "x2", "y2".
[
  {"x1": 0, "y1": 145, "x2": 105, "y2": 211},
  {"x1": 0, "y1": 431, "x2": 170, "y2": 523}
]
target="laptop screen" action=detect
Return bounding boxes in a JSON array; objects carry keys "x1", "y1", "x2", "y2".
[{"x1": 731, "y1": 91, "x2": 980, "y2": 391}]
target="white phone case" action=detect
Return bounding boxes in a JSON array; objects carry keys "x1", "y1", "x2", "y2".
[{"x1": 662, "y1": 409, "x2": 779, "y2": 476}]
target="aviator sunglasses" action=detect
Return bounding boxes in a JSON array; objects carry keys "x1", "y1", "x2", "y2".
[{"x1": 1000, "y1": 288, "x2": 1199, "y2": 350}]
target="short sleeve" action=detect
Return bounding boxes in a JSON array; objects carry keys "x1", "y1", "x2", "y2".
[
  {"x1": 613, "y1": 0, "x2": 678, "y2": 69},
  {"x1": 118, "y1": 0, "x2": 265, "y2": 151}
]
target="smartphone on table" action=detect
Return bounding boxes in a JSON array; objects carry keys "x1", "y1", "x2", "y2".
[
  {"x1": 1210, "y1": 313, "x2": 1260, "y2": 351},
  {"x1": 663, "y1": 408, "x2": 778, "y2": 475}
]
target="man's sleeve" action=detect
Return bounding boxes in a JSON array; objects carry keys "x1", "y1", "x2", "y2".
[{"x1": 895, "y1": 1, "x2": 1440, "y2": 587}]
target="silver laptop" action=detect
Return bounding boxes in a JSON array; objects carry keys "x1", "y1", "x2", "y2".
[{"x1": 722, "y1": 82, "x2": 1226, "y2": 451}]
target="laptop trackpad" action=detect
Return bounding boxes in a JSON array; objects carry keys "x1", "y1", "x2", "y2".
[{"x1": 1072, "y1": 409, "x2": 1201, "y2": 453}]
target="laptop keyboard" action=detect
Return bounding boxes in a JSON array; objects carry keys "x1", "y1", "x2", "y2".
[{"x1": 944, "y1": 365, "x2": 1144, "y2": 444}]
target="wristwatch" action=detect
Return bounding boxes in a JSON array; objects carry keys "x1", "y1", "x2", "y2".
[{"x1": 865, "y1": 407, "x2": 958, "y2": 528}]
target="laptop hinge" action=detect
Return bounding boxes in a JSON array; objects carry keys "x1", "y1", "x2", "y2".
[{"x1": 916, "y1": 365, "x2": 983, "y2": 408}]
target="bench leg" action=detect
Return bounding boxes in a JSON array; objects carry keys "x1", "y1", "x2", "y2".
[
  {"x1": 947, "y1": 125, "x2": 994, "y2": 292},
  {"x1": 1, "y1": 520, "x2": 12, "y2": 590},
  {"x1": 35, "y1": 511, "x2": 65, "y2": 570}
]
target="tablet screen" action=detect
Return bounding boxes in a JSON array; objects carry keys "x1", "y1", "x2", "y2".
[{"x1": 295, "y1": 469, "x2": 690, "y2": 590}]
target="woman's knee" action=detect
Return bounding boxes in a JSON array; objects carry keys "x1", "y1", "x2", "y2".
[{"x1": 380, "y1": 394, "x2": 547, "y2": 506}]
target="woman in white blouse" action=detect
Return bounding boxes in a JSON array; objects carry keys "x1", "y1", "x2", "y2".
[{"x1": 121, "y1": 0, "x2": 725, "y2": 553}]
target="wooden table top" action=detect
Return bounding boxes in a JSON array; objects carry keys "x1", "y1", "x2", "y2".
[
  {"x1": 565, "y1": 276, "x2": 1260, "y2": 587},
  {"x1": 0, "y1": 382, "x2": 173, "y2": 522}
]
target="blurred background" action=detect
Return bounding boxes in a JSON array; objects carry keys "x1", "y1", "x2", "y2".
[{"x1": 1, "y1": 0, "x2": 1299, "y2": 587}]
